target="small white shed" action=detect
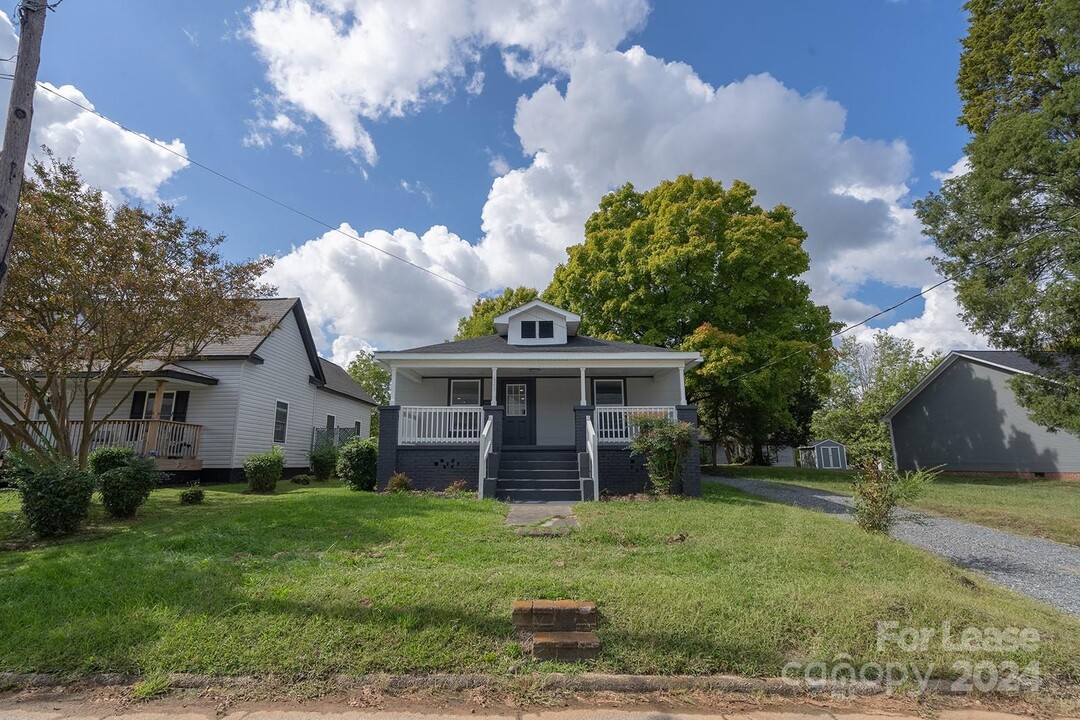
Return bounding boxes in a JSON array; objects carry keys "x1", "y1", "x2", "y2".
[{"x1": 798, "y1": 439, "x2": 848, "y2": 470}]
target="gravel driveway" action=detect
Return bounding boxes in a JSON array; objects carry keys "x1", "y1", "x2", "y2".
[{"x1": 709, "y1": 476, "x2": 1080, "y2": 616}]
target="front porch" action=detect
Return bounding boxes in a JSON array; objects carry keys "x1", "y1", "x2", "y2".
[{"x1": 376, "y1": 366, "x2": 701, "y2": 500}]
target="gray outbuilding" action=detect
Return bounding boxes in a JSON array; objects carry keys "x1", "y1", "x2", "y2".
[
  {"x1": 883, "y1": 351, "x2": 1080, "y2": 477},
  {"x1": 797, "y1": 439, "x2": 848, "y2": 470}
]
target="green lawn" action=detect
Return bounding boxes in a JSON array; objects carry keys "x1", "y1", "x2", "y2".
[
  {"x1": 1, "y1": 484, "x2": 1078, "y2": 684},
  {"x1": 704, "y1": 465, "x2": 1080, "y2": 547}
]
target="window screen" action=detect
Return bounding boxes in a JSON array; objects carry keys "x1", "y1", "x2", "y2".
[
  {"x1": 520, "y1": 321, "x2": 537, "y2": 338},
  {"x1": 274, "y1": 401, "x2": 289, "y2": 443},
  {"x1": 594, "y1": 379, "x2": 625, "y2": 406},
  {"x1": 538, "y1": 320, "x2": 554, "y2": 338},
  {"x1": 450, "y1": 379, "x2": 481, "y2": 405}
]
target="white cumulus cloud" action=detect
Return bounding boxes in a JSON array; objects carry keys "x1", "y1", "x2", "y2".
[
  {"x1": 0, "y1": 13, "x2": 188, "y2": 205},
  {"x1": 243, "y1": 0, "x2": 648, "y2": 161}
]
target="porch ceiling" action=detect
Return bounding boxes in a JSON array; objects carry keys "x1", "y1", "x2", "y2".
[{"x1": 401, "y1": 366, "x2": 679, "y2": 379}]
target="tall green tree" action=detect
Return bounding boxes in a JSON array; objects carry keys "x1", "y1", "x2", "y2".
[
  {"x1": 545, "y1": 175, "x2": 835, "y2": 462},
  {"x1": 455, "y1": 286, "x2": 538, "y2": 339},
  {"x1": 812, "y1": 333, "x2": 942, "y2": 466},
  {"x1": 915, "y1": 0, "x2": 1080, "y2": 434},
  {"x1": 346, "y1": 349, "x2": 390, "y2": 437}
]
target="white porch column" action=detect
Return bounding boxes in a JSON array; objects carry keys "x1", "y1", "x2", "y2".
[
  {"x1": 678, "y1": 366, "x2": 687, "y2": 405},
  {"x1": 389, "y1": 366, "x2": 397, "y2": 405},
  {"x1": 579, "y1": 367, "x2": 587, "y2": 405},
  {"x1": 490, "y1": 367, "x2": 498, "y2": 405}
]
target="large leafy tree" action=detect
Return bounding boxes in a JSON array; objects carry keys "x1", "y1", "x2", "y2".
[
  {"x1": 346, "y1": 349, "x2": 390, "y2": 437},
  {"x1": 0, "y1": 154, "x2": 274, "y2": 466},
  {"x1": 455, "y1": 286, "x2": 538, "y2": 339},
  {"x1": 545, "y1": 175, "x2": 835, "y2": 462},
  {"x1": 812, "y1": 333, "x2": 942, "y2": 466},
  {"x1": 915, "y1": 0, "x2": 1080, "y2": 434}
]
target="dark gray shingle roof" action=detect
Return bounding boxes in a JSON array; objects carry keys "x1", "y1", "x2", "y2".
[
  {"x1": 957, "y1": 350, "x2": 1065, "y2": 377},
  {"x1": 383, "y1": 334, "x2": 682, "y2": 355},
  {"x1": 192, "y1": 298, "x2": 300, "y2": 358},
  {"x1": 317, "y1": 358, "x2": 376, "y2": 405}
]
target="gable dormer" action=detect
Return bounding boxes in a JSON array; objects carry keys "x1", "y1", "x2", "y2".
[{"x1": 493, "y1": 300, "x2": 581, "y2": 346}]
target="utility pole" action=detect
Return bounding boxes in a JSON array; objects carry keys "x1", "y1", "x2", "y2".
[{"x1": 0, "y1": 0, "x2": 49, "y2": 300}]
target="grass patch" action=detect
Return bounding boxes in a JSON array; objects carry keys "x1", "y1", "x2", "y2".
[
  {"x1": 131, "y1": 671, "x2": 171, "y2": 700},
  {"x1": 704, "y1": 465, "x2": 1080, "y2": 546},
  {"x1": 0, "y1": 484, "x2": 1078, "y2": 683}
]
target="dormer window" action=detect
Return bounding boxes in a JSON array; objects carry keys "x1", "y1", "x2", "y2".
[{"x1": 521, "y1": 320, "x2": 554, "y2": 339}]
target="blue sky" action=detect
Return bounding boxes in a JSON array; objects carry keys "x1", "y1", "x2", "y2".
[{"x1": 8, "y1": 0, "x2": 980, "y2": 360}]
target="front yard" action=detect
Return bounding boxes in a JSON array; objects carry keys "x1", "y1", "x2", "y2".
[
  {"x1": 704, "y1": 465, "x2": 1080, "y2": 547},
  {"x1": 1, "y1": 483, "x2": 1078, "y2": 684}
]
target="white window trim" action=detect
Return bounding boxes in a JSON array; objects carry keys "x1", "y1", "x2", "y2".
[
  {"x1": 505, "y1": 382, "x2": 528, "y2": 417},
  {"x1": 143, "y1": 390, "x2": 177, "y2": 420},
  {"x1": 593, "y1": 378, "x2": 625, "y2": 406},
  {"x1": 326, "y1": 414, "x2": 336, "y2": 430},
  {"x1": 537, "y1": 320, "x2": 554, "y2": 339},
  {"x1": 274, "y1": 400, "x2": 289, "y2": 444},
  {"x1": 520, "y1": 320, "x2": 537, "y2": 339},
  {"x1": 450, "y1": 378, "x2": 482, "y2": 406}
]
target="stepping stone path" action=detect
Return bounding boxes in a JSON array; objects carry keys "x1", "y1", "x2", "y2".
[{"x1": 512, "y1": 599, "x2": 600, "y2": 661}]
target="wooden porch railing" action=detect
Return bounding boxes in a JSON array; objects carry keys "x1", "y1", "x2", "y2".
[
  {"x1": 593, "y1": 406, "x2": 678, "y2": 444},
  {"x1": 0, "y1": 419, "x2": 202, "y2": 459},
  {"x1": 398, "y1": 406, "x2": 484, "y2": 444}
]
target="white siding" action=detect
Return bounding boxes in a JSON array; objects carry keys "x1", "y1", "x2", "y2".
[
  {"x1": 507, "y1": 306, "x2": 568, "y2": 346},
  {"x1": 396, "y1": 377, "x2": 447, "y2": 406},
  {"x1": 314, "y1": 389, "x2": 373, "y2": 438},
  {"x1": 535, "y1": 377, "x2": 577, "y2": 445},
  {"x1": 233, "y1": 310, "x2": 318, "y2": 468},
  {"x1": 626, "y1": 373, "x2": 681, "y2": 406}
]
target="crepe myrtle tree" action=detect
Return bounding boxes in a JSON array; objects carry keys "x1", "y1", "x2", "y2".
[{"x1": 0, "y1": 152, "x2": 275, "y2": 467}]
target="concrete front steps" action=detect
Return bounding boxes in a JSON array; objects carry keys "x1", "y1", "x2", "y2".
[
  {"x1": 512, "y1": 599, "x2": 600, "y2": 662},
  {"x1": 495, "y1": 447, "x2": 582, "y2": 502}
]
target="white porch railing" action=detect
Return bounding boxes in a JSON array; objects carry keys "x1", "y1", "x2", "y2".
[
  {"x1": 0, "y1": 419, "x2": 202, "y2": 459},
  {"x1": 594, "y1": 406, "x2": 678, "y2": 444},
  {"x1": 585, "y1": 415, "x2": 599, "y2": 501},
  {"x1": 478, "y1": 415, "x2": 494, "y2": 499},
  {"x1": 398, "y1": 406, "x2": 484, "y2": 444}
]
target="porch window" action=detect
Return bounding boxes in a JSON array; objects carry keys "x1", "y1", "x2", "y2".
[
  {"x1": 143, "y1": 391, "x2": 176, "y2": 420},
  {"x1": 593, "y1": 379, "x2": 625, "y2": 406},
  {"x1": 450, "y1": 379, "x2": 481, "y2": 406},
  {"x1": 274, "y1": 401, "x2": 289, "y2": 443}
]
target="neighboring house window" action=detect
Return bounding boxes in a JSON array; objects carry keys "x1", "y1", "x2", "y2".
[
  {"x1": 142, "y1": 391, "x2": 176, "y2": 420},
  {"x1": 325, "y1": 414, "x2": 335, "y2": 430},
  {"x1": 538, "y1": 320, "x2": 554, "y2": 338},
  {"x1": 35, "y1": 393, "x2": 52, "y2": 420},
  {"x1": 450, "y1": 379, "x2": 481, "y2": 406},
  {"x1": 354, "y1": 421, "x2": 363, "y2": 435},
  {"x1": 520, "y1": 321, "x2": 537, "y2": 339},
  {"x1": 593, "y1": 379, "x2": 625, "y2": 406},
  {"x1": 274, "y1": 401, "x2": 289, "y2": 443}
]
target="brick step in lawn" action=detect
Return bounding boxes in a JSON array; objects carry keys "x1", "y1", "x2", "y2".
[
  {"x1": 513, "y1": 600, "x2": 598, "y2": 632},
  {"x1": 531, "y1": 631, "x2": 601, "y2": 661}
]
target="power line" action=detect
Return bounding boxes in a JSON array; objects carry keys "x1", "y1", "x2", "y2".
[
  {"x1": 0, "y1": 76, "x2": 486, "y2": 297},
  {"x1": 725, "y1": 209, "x2": 1080, "y2": 383}
]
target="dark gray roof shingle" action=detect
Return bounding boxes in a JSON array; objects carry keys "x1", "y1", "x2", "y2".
[
  {"x1": 956, "y1": 350, "x2": 1065, "y2": 377},
  {"x1": 383, "y1": 334, "x2": 682, "y2": 355},
  {"x1": 192, "y1": 298, "x2": 300, "y2": 358},
  {"x1": 317, "y1": 358, "x2": 376, "y2": 405}
]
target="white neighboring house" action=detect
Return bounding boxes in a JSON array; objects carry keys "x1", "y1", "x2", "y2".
[
  {"x1": 0, "y1": 298, "x2": 376, "y2": 481},
  {"x1": 374, "y1": 300, "x2": 704, "y2": 501}
]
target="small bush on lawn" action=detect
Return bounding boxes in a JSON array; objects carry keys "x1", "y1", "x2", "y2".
[
  {"x1": 628, "y1": 415, "x2": 693, "y2": 495},
  {"x1": 14, "y1": 458, "x2": 95, "y2": 538},
  {"x1": 852, "y1": 461, "x2": 939, "y2": 533},
  {"x1": 309, "y1": 446, "x2": 337, "y2": 480},
  {"x1": 337, "y1": 438, "x2": 378, "y2": 491},
  {"x1": 387, "y1": 471, "x2": 413, "y2": 493},
  {"x1": 88, "y1": 446, "x2": 136, "y2": 477},
  {"x1": 290, "y1": 473, "x2": 314, "y2": 485},
  {"x1": 244, "y1": 446, "x2": 285, "y2": 493},
  {"x1": 99, "y1": 457, "x2": 163, "y2": 518},
  {"x1": 179, "y1": 484, "x2": 204, "y2": 505},
  {"x1": 444, "y1": 478, "x2": 470, "y2": 497}
]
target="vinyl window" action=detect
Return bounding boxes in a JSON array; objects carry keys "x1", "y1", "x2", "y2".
[{"x1": 273, "y1": 401, "x2": 289, "y2": 443}]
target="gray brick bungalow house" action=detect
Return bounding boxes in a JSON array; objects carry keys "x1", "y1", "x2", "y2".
[
  {"x1": 374, "y1": 300, "x2": 704, "y2": 500},
  {"x1": 884, "y1": 350, "x2": 1080, "y2": 478}
]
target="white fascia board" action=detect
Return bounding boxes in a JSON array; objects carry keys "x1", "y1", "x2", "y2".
[
  {"x1": 492, "y1": 299, "x2": 581, "y2": 325},
  {"x1": 374, "y1": 352, "x2": 701, "y2": 370}
]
